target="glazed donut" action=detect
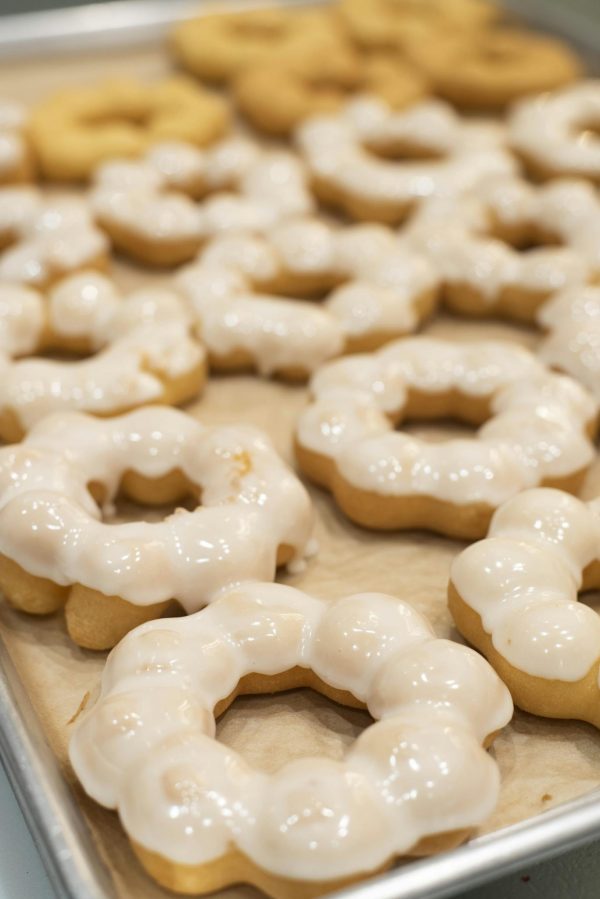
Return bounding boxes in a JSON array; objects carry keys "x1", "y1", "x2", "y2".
[
  {"x1": 175, "y1": 219, "x2": 439, "y2": 379},
  {"x1": 91, "y1": 145, "x2": 313, "y2": 266},
  {"x1": 408, "y1": 28, "x2": 580, "y2": 109},
  {"x1": 0, "y1": 100, "x2": 34, "y2": 185},
  {"x1": 407, "y1": 176, "x2": 599, "y2": 323},
  {"x1": 294, "y1": 337, "x2": 597, "y2": 540},
  {"x1": 0, "y1": 408, "x2": 314, "y2": 649},
  {"x1": 233, "y1": 53, "x2": 428, "y2": 138},
  {"x1": 449, "y1": 488, "x2": 600, "y2": 727},
  {"x1": 538, "y1": 285, "x2": 600, "y2": 403},
  {"x1": 510, "y1": 81, "x2": 600, "y2": 183},
  {"x1": 0, "y1": 271, "x2": 206, "y2": 441},
  {"x1": 69, "y1": 582, "x2": 512, "y2": 896},
  {"x1": 296, "y1": 96, "x2": 516, "y2": 223},
  {"x1": 0, "y1": 187, "x2": 108, "y2": 288},
  {"x1": 337, "y1": 0, "x2": 497, "y2": 51},
  {"x1": 30, "y1": 77, "x2": 229, "y2": 182},
  {"x1": 171, "y1": 7, "x2": 350, "y2": 84}
]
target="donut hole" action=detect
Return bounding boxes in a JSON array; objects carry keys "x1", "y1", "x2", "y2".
[
  {"x1": 394, "y1": 387, "x2": 490, "y2": 441},
  {"x1": 364, "y1": 137, "x2": 445, "y2": 162},
  {"x1": 402, "y1": 419, "x2": 478, "y2": 442},
  {"x1": 87, "y1": 469, "x2": 201, "y2": 523},
  {"x1": 571, "y1": 116, "x2": 600, "y2": 146},
  {"x1": 229, "y1": 17, "x2": 287, "y2": 40},
  {"x1": 217, "y1": 682, "x2": 371, "y2": 774},
  {"x1": 81, "y1": 107, "x2": 151, "y2": 134}
]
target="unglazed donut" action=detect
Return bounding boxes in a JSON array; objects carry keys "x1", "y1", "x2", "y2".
[
  {"x1": 406, "y1": 177, "x2": 599, "y2": 323},
  {"x1": 175, "y1": 219, "x2": 439, "y2": 379},
  {"x1": 538, "y1": 285, "x2": 600, "y2": 403},
  {"x1": 509, "y1": 81, "x2": 600, "y2": 183},
  {"x1": 233, "y1": 53, "x2": 428, "y2": 138},
  {"x1": 294, "y1": 337, "x2": 597, "y2": 539},
  {"x1": 30, "y1": 77, "x2": 229, "y2": 182},
  {"x1": 0, "y1": 271, "x2": 206, "y2": 441},
  {"x1": 171, "y1": 7, "x2": 350, "y2": 84},
  {"x1": 69, "y1": 582, "x2": 512, "y2": 897},
  {"x1": 337, "y1": 0, "x2": 497, "y2": 51},
  {"x1": 449, "y1": 488, "x2": 600, "y2": 727},
  {"x1": 0, "y1": 100, "x2": 34, "y2": 185},
  {"x1": 91, "y1": 145, "x2": 313, "y2": 267},
  {"x1": 296, "y1": 96, "x2": 516, "y2": 223},
  {"x1": 409, "y1": 28, "x2": 580, "y2": 109},
  {"x1": 0, "y1": 408, "x2": 314, "y2": 649},
  {"x1": 0, "y1": 187, "x2": 108, "y2": 288}
]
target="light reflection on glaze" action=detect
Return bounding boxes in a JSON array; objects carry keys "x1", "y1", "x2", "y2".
[
  {"x1": 451, "y1": 488, "x2": 600, "y2": 681},
  {"x1": 0, "y1": 272, "x2": 205, "y2": 429},
  {"x1": 0, "y1": 407, "x2": 314, "y2": 605},
  {"x1": 296, "y1": 96, "x2": 516, "y2": 218},
  {"x1": 539, "y1": 285, "x2": 600, "y2": 402},
  {"x1": 176, "y1": 221, "x2": 438, "y2": 376},
  {"x1": 510, "y1": 81, "x2": 600, "y2": 180},
  {"x1": 296, "y1": 338, "x2": 596, "y2": 506},
  {"x1": 69, "y1": 583, "x2": 512, "y2": 878}
]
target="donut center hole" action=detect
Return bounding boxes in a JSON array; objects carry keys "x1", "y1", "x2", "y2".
[
  {"x1": 395, "y1": 393, "x2": 487, "y2": 441},
  {"x1": 401, "y1": 419, "x2": 478, "y2": 442},
  {"x1": 216, "y1": 685, "x2": 371, "y2": 774},
  {"x1": 231, "y1": 19, "x2": 286, "y2": 39},
  {"x1": 83, "y1": 109, "x2": 151, "y2": 131},
  {"x1": 572, "y1": 117, "x2": 600, "y2": 145},
  {"x1": 487, "y1": 218, "x2": 563, "y2": 253},
  {"x1": 364, "y1": 138, "x2": 445, "y2": 162},
  {"x1": 88, "y1": 470, "x2": 200, "y2": 524}
]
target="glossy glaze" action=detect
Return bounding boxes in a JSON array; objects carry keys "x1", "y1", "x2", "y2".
[
  {"x1": 69, "y1": 583, "x2": 512, "y2": 878},
  {"x1": 539, "y1": 285, "x2": 600, "y2": 402}
]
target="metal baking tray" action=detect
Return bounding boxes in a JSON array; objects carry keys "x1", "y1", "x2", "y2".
[{"x1": 1, "y1": 2, "x2": 600, "y2": 898}]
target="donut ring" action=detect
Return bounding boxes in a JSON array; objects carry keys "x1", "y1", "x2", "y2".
[
  {"x1": 176, "y1": 220, "x2": 439, "y2": 380},
  {"x1": 171, "y1": 8, "x2": 349, "y2": 84},
  {"x1": 408, "y1": 28, "x2": 580, "y2": 109},
  {"x1": 0, "y1": 100, "x2": 34, "y2": 185},
  {"x1": 91, "y1": 145, "x2": 313, "y2": 267},
  {"x1": 449, "y1": 488, "x2": 600, "y2": 727},
  {"x1": 233, "y1": 53, "x2": 428, "y2": 137},
  {"x1": 338, "y1": 0, "x2": 497, "y2": 51},
  {"x1": 510, "y1": 81, "x2": 600, "y2": 183},
  {"x1": 69, "y1": 582, "x2": 512, "y2": 896},
  {"x1": 30, "y1": 77, "x2": 229, "y2": 182},
  {"x1": 0, "y1": 271, "x2": 206, "y2": 441},
  {"x1": 294, "y1": 337, "x2": 597, "y2": 540},
  {"x1": 0, "y1": 187, "x2": 108, "y2": 288},
  {"x1": 297, "y1": 96, "x2": 516, "y2": 224},
  {"x1": 0, "y1": 408, "x2": 314, "y2": 649},
  {"x1": 407, "y1": 176, "x2": 600, "y2": 324}
]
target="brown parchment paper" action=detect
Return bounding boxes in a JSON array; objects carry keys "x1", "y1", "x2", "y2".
[{"x1": 1, "y1": 39, "x2": 600, "y2": 899}]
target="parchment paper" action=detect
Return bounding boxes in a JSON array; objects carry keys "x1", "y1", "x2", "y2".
[{"x1": 1, "y1": 40, "x2": 600, "y2": 899}]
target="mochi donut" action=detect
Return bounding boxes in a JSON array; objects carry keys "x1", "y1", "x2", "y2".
[
  {"x1": 538, "y1": 285, "x2": 600, "y2": 403},
  {"x1": 410, "y1": 28, "x2": 580, "y2": 109},
  {"x1": 0, "y1": 409, "x2": 314, "y2": 649},
  {"x1": 449, "y1": 488, "x2": 600, "y2": 727},
  {"x1": 294, "y1": 338, "x2": 597, "y2": 539},
  {"x1": 30, "y1": 77, "x2": 229, "y2": 182},
  {"x1": 0, "y1": 187, "x2": 108, "y2": 288},
  {"x1": 175, "y1": 220, "x2": 439, "y2": 379},
  {"x1": 0, "y1": 100, "x2": 34, "y2": 185},
  {"x1": 406, "y1": 177, "x2": 600, "y2": 323},
  {"x1": 91, "y1": 144, "x2": 313, "y2": 266},
  {"x1": 509, "y1": 81, "x2": 600, "y2": 183},
  {"x1": 337, "y1": 0, "x2": 497, "y2": 51},
  {"x1": 0, "y1": 271, "x2": 206, "y2": 441},
  {"x1": 69, "y1": 583, "x2": 513, "y2": 896},
  {"x1": 296, "y1": 96, "x2": 516, "y2": 224}
]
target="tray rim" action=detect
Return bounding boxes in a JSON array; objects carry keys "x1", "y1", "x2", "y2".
[{"x1": 1, "y1": 1, "x2": 600, "y2": 898}]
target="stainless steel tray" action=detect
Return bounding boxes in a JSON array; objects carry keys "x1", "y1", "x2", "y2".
[{"x1": 1, "y1": 2, "x2": 600, "y2": 898}]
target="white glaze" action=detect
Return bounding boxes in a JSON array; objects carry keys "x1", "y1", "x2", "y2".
[
  {"x1": 0, "y1": 409, "x2": 314, "y2": 605},
  {"x1": 509, "y1": 81, "x2": 600, "y2": 179},
  {"x1": 297, "y1": 96, "x2": 517, "y2": 218},
  {"x1": 451, "y1": 488, "x2": 600, "y2": 681},
  {"x1": 176, "y1": 220, "x2": 438, "y2": 376},
  {"x1": 69, "y1": 583, "x2": 512, "y2": 878},
  {"x1": 538, "y1": 285, "x2": 600, "y2": 402},
  {"x1": 296, "y1": 338, "x2": 596, "y2": 507},
  {"x1": 0, "y1": 271, "x2": 205, "y2": 429},
  {"x1": 0, "y1": 188, "x2": 107, "y2": 286},
  {"x1": 91, "y1": 141, "x2": 313, "y2": 251}
]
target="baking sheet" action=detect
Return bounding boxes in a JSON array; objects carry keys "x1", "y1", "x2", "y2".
[{"x1": 1, "y1": 3, "x2": 600, "y2": 899}]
